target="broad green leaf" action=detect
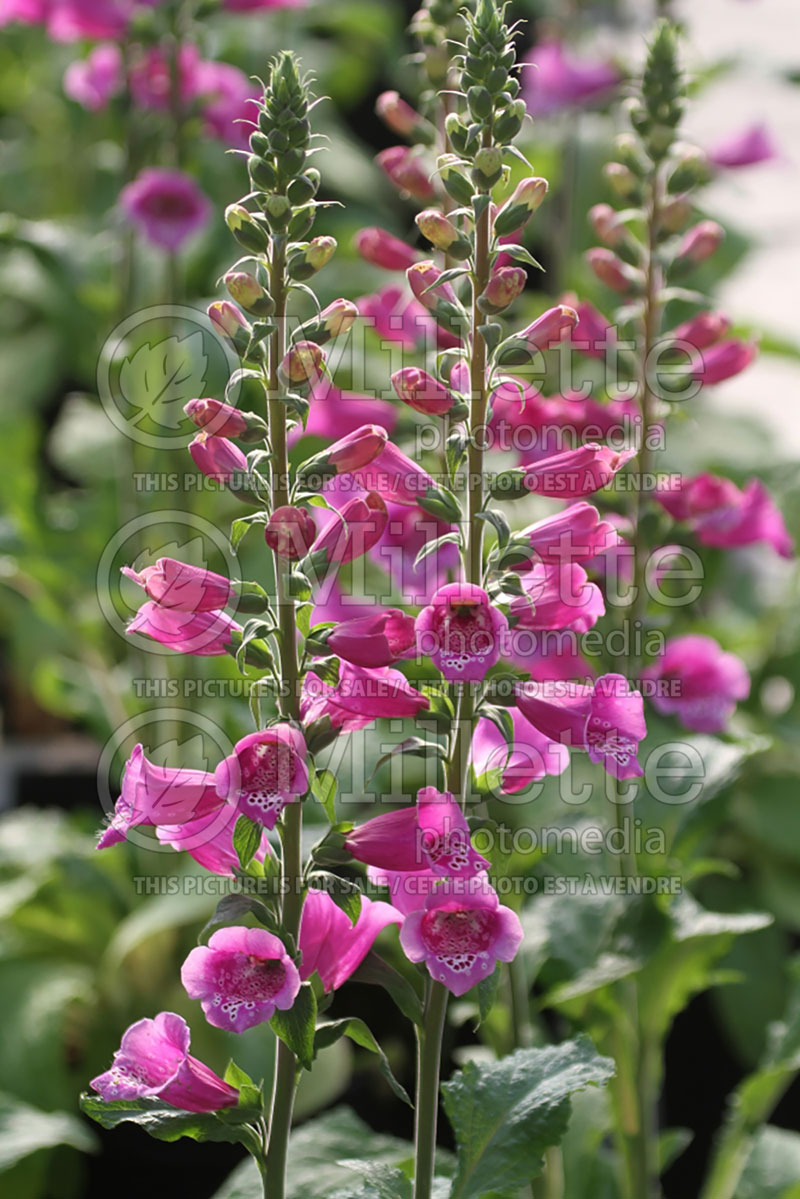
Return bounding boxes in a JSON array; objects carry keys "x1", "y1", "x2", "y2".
[
  {"x1": 79, "y1": 1093, "x2": 261, "y2": 1151},
  {"x1": 0, "y1": 1094, "x2": 98, "y2": 1171},
  {"x1": 338, "y1": 1160, "x2": 412, "y2": 1199},
  {"x1": 234, "y1": 816, "x2": 262, "y2": 871},
  {"x1": 441, "y1": 1036, "x2": 615, "y2": 1198},
  {"x1": 271, "y1": 982, "x2": 317, "y2": 1071},
  {"x1": 314, "y1": 1018, "x2": 411, "y2": 1106},
  {"x1": 311, "y1": 769, "x2": 338, "y2": 823},
  {"x1": 736, "y1": 1125, "x2": 800, "y2": 1199},
  {"x1": 199, "y1": 893, "x2": 279, "y2": 942},
  {"x1": 476, "y1": 966, "x2": 501, "y2": 1027},
  {"x1": 476, "y1": 509, "x2": 510, "y2": 549}
]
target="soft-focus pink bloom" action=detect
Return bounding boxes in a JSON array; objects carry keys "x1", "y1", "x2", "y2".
[
  {"x1": 309, "y1": 491, "x2": 388, "y2": 567},
  {"x1": 348, "y1": 442, "x2": 444, "y2": 512},
  {"x1": 47, "y1": 0, "x2": 130, "y2": 42},
  {"x1": 354, "y1": 227, "x2": 419, "y2": 272},
  {"x1": 184, "y1": 397, "x2": 248, "y2": 439},
  {"x1": 299, "y1": 888, "x2": 402, "y2": 992},
  {"x1": 407, "y1": 260, "x2": 458, "y2": 311},
  {"x1": 400, "y1": 875, "x2": 523, "y2": 996},
  {"x1": 127, "y1": 602, "x2": 239, "y2": 656},
  {"x1": 523, "y1": 38, "x2": 621, "y2": 116},
  {"x1": 129, "y1": 44, "x2": 202, "y2": 111},
  {"x1": 677, "y1": 220, "x2": 724, "y2": 265},
  {"x1": 97, "y1": 742, "x2": 223, "y2": 850},
  {"x1": 322, "y1": 609, "x2": 416, "y2": 668},
  {"x1": 692, "y1": 339, "x2": 757, "y2": 384},
  {"x1": 708, "y1": 123, "x2": 779, "y2": 170},
  {"x1": 589, "y1": 202, "x2": 624, "y2": 247},
  {"x1": 182, "y1": 926, "x2": 300, "y2": 1033},
  {"x1": 90, "y1": 1013, "x2": 239, "y2": 1112},
  {"x1": 157, "y1": 805, "x2": 270, "y2": 877},
  {"x1": 120, "y1": 168, "x2": 210, "y2": 251},
  {"x1": 325, "y1": 425, "x2": 389, "y2": 474},
  {"x1": 508, "y1": 634, "x2": 595, "y2": 685},
  {"x1": 520, "y1": 304, "x2": 579, "y2": 350},
  {"x1": 586, "y1": 247, "x2": 638, "y2": 293},
  {"x1": 376, "y1": 90, "x2": 422, "y2": 138},
  {"x1": 515, "y1": 673, "x2": 647, "y2": 779},
  {"x1": 644, "y1": 634, "x2": 750, "y2": 733},
  {"x1": 215, "y1": 725, "x2": 308, "y2": 829},
  {"x1": 392, "y1": 367, "x2": 458, "y2": 417},
  {"x1": 669, "y1": 311, "x2": 731, "y2": 351},
  {"x1": 371, "y1": 502, "x2": 461, "y2": 606},
  {"x1": 566, "y1": 298, "x2": 615, "y2": 359},
  {"x1": 265, "y1": 505, "x2": 317, "y2": 560},
  {"x1": 346, "y1": 787, "x2": 490, "y2": 878},
  {"x1": 223, "y1": 0, "x2": 306, "y2": 10},
  {"x1": 122, "y1": 558, "x2": 232, "y2": 612},
  {"x1": 656, "y1": 473, "x2": 793, "y2": 558},
  {"x1": 0, "y1": 0, "x2": 49, "y2": 29},
  {"x1": 489, "y1": 385, "x2": 639, "y2": 465},
  {"x1": 63, "y1": 42, "x2": 122, "y2": 110},
  {"x1": 367, "y1": 866, "x2": 440, "y2": 916},
  {"x1": 416, "y1": 583, "x2": 508, "y2": 682},
  {"x1": 509, "y1": 562, "x2": 605, "y2": 634},
  {"x1": 301, "y1": 662, "x2": 429, "y2": 732},
  {"x1": 472, "y1": 709, "x2": 569, "y2": 794},
  {"x1": 301, "y1": 382, "x2": 397, "y2": 440},
  {"x1": 376, "y1": 146, "x2": 435, "y2": 200},
  {"x1": 520, "y1": 443, "x2": 635, "y2": 499},
  {"x1": 509, "y1": 503, "x2": 621, "y2": 569},
  {"x1": 194, "y1": 59, "x2": 260, "y2": 149},
  {"x1": 189, "y1": 433, "x2": 248, "y2": 484},
  {"x1": 359, "y1": 286, "x2": 432, "y2": 349}
]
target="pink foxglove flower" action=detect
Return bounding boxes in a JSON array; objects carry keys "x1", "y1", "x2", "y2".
[
  {"x1": 184, "y1": 397, "x2": 250, "y2": 439},
  {"x1": 643, "y1": 634, "x2": 750, "y2": 733},
  {"x1": 708, "y1": 122, "x2": 780, "y2": 170},
  {"x1": 586, "y1": 248, "x2": 640, "y2": 293},
  {"x1": 97, "y1": 743, "x2": 223, "y2": 850},
  {"x1": 194, "y1": 59, "x2": 260, "y2": 149},
  {"x1": 656, "y1": 473, "x2": 793, "y2": 558},
  {"x1": 303, "y1": 425, "x2": 389, "y2": 478},
  {"x1": 63, "y1": 42, "x2": 122, "y2": 110},
  {"x1": 407, "y1": 260, "x2": 458, "y2": 311},
  {"x1": 189, "y1": 433, "x2": 248, "y2": 484},
  {"x1": 669, "y1": 312, "x2": 731, "y2": 351},
  {"x1": 319, "y1": 609, "x2": 416, "y2": 668},
  {"x1": 566, "y1": 299, "x2": 615, "y2": 359},
  {"x1": 472, "y1": 710, "x2": 569, "y2": 794},
  {"x1": 515, "y1": 674, "x2": 646, "y2": 780},
  {"x1": 301, "y1": 662, "x2": 430, "y2": 732},
  {"x1": 120, "y1": 168, "x2": 211, "y2": 252},
  {"x1": 128, "y1": 44, "x2": 202, "y2": 111},
  {"x1": 519, "y1": 444, "x2": 635, "y2": 499},
  {"x1": 127, "y1": 602, "x2": 240, "y2": 656},
  {"x1": 376, "y1": 146, "x2": 435, "y2": 201},
  {"x1": 358, "y1": 286, "x2": 432, "y2": 349},
  {"x1": 223, "y1": 0, "x2": 307, "y2": 10},
  {"x1": 416, "y1": 583, "x2": 508, "y2": 682},
  {"x1": 309, "y1": 491, "x2": 388, "y2": 568},
  {"x1": 215, "y1": 725, "x2": 308, "y2": 828},
  {"x1": 692, "y1": 340, "x2": 757, "y2": 384},
  {"x1": 400, "y1": 875, "x2": 523, "y2": 996},
  {"x1": 349, "y1": 442, "x2": 460, "y2": 521},
  {"x1": 523, "y1": 39, "x2": 621, "y2": 116},
  {"x1": 355, "y1": 228, "x2": 420, "y2": 272},
  {"x1": 264, "y1": 505, "x2": 317, "y2": 560},
  {"x1": 122, "y1": 558, "x2": 232, "y2": 612},
  {"x1": 90, "y1": 1013, "x2": 239, "y2": 1112},
  {"x1": 298, "y1": 888, "x2": 402, "y2": 992},
  {"x1": 157, "y1": 806, "x2": 270, "y2": 878},
  {"x1": 371, "y1": 502, "x2": 461, "y2": 606},
  {"x1": 391, "y1": 368, "x2": 459, "y2": 417},
  {"x1": 376, "y1": 90, "x2": 424, "y2": 139},
  {"x1": 509, "y1": 562, "x2": 605, "y2": 634},
  {"x1": 368, "y1": 866, "x2": 440, "y2": 915},
  {"x1": 677, "y1": 220, "x2": 724, "y2": 265},
  {"x1": 509, "y1": 503, "x2": 621, "y2": 569},
  {"x1": 519, "y1": 304, "x2": 580, "y2": 351},
  {"x1": 345, "y1": 787, "x2": 490, "y2": 878},
  {"x1": 181, "y1": 927, "x2": 300, "y2": 1033}
]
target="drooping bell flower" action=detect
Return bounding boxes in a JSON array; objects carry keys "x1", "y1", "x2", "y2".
[
  {"x1": 298, "y1": 888, "x2": 402, "y2": 992},
  {"x1": 656, "y1": 473, "x2": 793, "y2": 558},
  {"x1": 90, "y1": 1013, "x2": 239, "y2": 1112},
  {"x1": 295, "y1": 381, "x2": 397, "y2": 444},
  {"x1": 311, "y1": 609, "x2": 416, "y2": 668},
  {"x1": 279, "y1": 340, "x2": 327, "y2": 387},
  {"x1": 214, "y1": 725, "x2": 308, "y2": 828},
  {"x1": 391, "y1": 367, "x2": 460, "y2": 418},
  {"x1": 400, "y1": 875, "x2": 523, "y2": 997},
  {"x1": 677, "y1": 220, "x2": 724, "y2": 265},
  {"x1": 63, "y1": 42, "x2": 122, "y2": 110},
  {"x1": 371, "y1": 502, "x2": 461, "y2": 607},
  {"x1": 416, "y1": 583, "x2": 508, "y2": 682},
  {"x1": 588, "y1": 202, "x2": 625, "y2": 247},
  {"x1": 376, "y1": 146, "x2": 435, "y2": 201},
  {"x1": 346, "y1": 787, "x2": 491, "y2": 879},
  {"x1": 120, "y1": 168, "x2": 211, "y2": 252},
  {"x1": 478, "y1": 266, "x2": 527, "y2": 315},
  {"x1": 307, "y1": 491, "x2": 388, "y2": 570},
  {"x1": 354, "y1": 227, "x2": 420, "y2": 271},
  {"x1": 523, "y1": 38, "x2": 621, "y2": 117},
  {"x1": 299, "y1": 424, "x2": 388, "y2": 484},
  {"x1": 692, "y1": 340, "x2": 757, "y2": 385},
  {"x1": 189, "y1": 433, "x2": 248, "y2": 486},
  {"x1": 708, "y1": 122, "x2": 780, "y2": 170},
  {"x1": 349, "y1": 442, "x2": 461, "y2": 521},
  {"x1": 121, "y1": 558, "x2": 232, "y2": 612},
  {"x1": 407, "y1": 260, "x2": 458, "y2": 312},
  {"x1": 643, "y1": 634, "x2": 750, "y2": 733},
  {"x1": 301, "y1": 662, "x2": 430, "y2": 733},
  {"x1": 157, "y1": 805, "x2": 270, "y2": 877},
  {"x1": 586, "y1": 248, "x2": 641, "y2": 293},
  {"x1": 471, "y1": 710, "x2": 569, "y2": 795},
  {"x1": 127, "y1": 602, "x2": 240, "y2": 656},
  {"x1": 509, "y1": 562, "x2": 605, "y2": 634},
  {"x1": 375, "y1": 90, "x2": 430, "y2": 140},
  {"x1": 97, "y1": 743, "x2": 224, "y2": 850},
  {"x1": 507, "y1": 503, "x2": 621, "y2": 569},
  {"x1": 669, "y1": 312, "x2": 731, "y2": 351},
  {"x1": 264, "y1": 505, "x2": 317, "y2": 559},
  {"x1": 358, "y1": 286, "x2": 432, "y2": 349},
  {"x1": 515, "y1": 673, "x2": 646, "y2": 780},
  {"x1": 181, "y1": 927, "x2": 301, "y2": 1033},
  {"x1": 520, "y1": 304, "x2": 580, "y2": 351},
  {"x1": 184, "y1": 397, "x2": 250, "y2": 439},
  {"x1": 502, "y1": 443, "x2": 635, "y2": 501}
]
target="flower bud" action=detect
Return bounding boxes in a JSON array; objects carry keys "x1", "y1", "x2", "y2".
[
  {"x1": 189, "y1": 433, "x2": 248, "y2": 491},
  {"x1": 415, "y1": 209, "x2": 471, "y2": 259},
  {"x1": 586, "y1": 248, "x2": 641, "y2": 294},
  {"x1": 287, "y1": 171, "x2": 320, "y2": 205},
  {"x1": 437, "y1": 154, "x2": 474, "y2": 206},
  {"x1": 667, "y1": 144, "x2": 709, "y2": 193},
  {"x1": 467, "y1": 85, "x2": 492, "y2": 121},
  {"x1": 262, "y1": 194, "x2": 292, "y2": 230},
  {"x1": 676, "y1": 220, "x2": 724, "y2": 265},
  {"x1": 391, "y1": 367, "x2": 462, "y2": 418},
  {"x1": 224, "y1": 270, "x2": 274, "y2": 318},
  {"x1": 472, "y1": 146, "x2": 504, "y2": 189},
  {"x1": 248, "y1": 155, "x2": 278, "y2": 192},
  {"x1": 494, "y1": 99, "x2": 526, "y2": 144},
  {"x1": 603, "y1": 162, "x2": 638, "y2": 199},
  {"x1": 376, "y1": 90, "x2": 435, "y2": 144},
  {"x1": 208, "y1": 301, "x2": 251, "y2": 353},
  {"x1": 494, "y1": 176, "x2": 548, "y2": 237},
  {"x1": 224, "y1": 204, "x2": 270, "y2": 254},
  {"x1": 288, "y1": 235, "x2": 337, "y2": 281},
  {"x1": 660, "y1": 195, "x2": 692, "y2": 233},
  {"x1": 588, "y1": 203, "x2": 624, "y2": 247},
  {"x1": 298, "y1": 424, "x2": 388, "y2": 486},
  {"x1": 279, "y1": 340, "x2": 327, "y2": 387},
  {"x1": 478, "y1": 266, "x2": 526, "y2": 315},
  {"x1": 355, "y1": 226, "x2": 419, "y2": 271},
  {"x1": 264, "y1": 505, "x2": 317, "y2": 560},
  {"x1": 184, "y1": 397, "x2": 266, "y2": 442},
  {"x1": 376, "y1": 146, "x2": 435, "y2": 201},
  {"x1": 317, "y1": 298, "x2": 358, "y2": 341},
  {"x1": 444, "y1": 112, "x2": 471, "y2": 155},
  {"x1": 669, "y1": 311, "x2": 731, "y2": 351},
  {"x1": 407, "y1": 260, "x2": 457, "y2": 311},
  {"x1": 496, "y1": 305, "x2": 579, "y2": 365}
]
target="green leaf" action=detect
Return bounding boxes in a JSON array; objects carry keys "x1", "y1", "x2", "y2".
[
  {"x1": 199, "y1": 892, "x2": 279, "y2": 941},
  {"x1": 311, "y1": 769, "x2": 338, "y2": 823},
  {"x1": 307, "y1": 873, "x2": 362, "y2": 925},
  {"x1": 472, "y1": 194, "x2": 492, "y2": 222},
  {"x1": 0, "y1": 1094, "x2": 98, "y2": 1171},
  {"x1": 441, "y1": 1037, "x2": 615, "y2": 1199},
  {"x1": 338, "y1": 1160, "x2": 412, "y2": 1198},
  {"x1": 413, "y1": 532, "x2": 462, "y2": 569},
  {"x1": 230, "y1": 510, "x2": 269, "y2": 552},
  {"x1": 314, "y1": 1019, "x2": 412, "y2": 1106},
  {"x1": 477, "y1": 322, "x2": 502, "y2": 353},
  {"x1": 79, "y1": 1094, "x2": 261, "y2": 1150},
  {"x1": 498, "y1": 243, "x2": 544, "y2": 270},
  {"x1": 233, "y1": 815, "x2": 262, "y2": 871},
  {"x1": 476, "y1": 509, "x2": 510, "y2": 549},
  {"x1": 271, "y1": 983, "x2": 317, "y2": 1071},
  {"x1": 736, "y1": 1125, "x2": 800, "y2": 1199},
  {"x1": 296, "y1": 603, "x2": 312, "y2": 638},
  {"x1": 350, "y1": 950, "x2": 425, "y2": 1028},
  {"x1": 476, "y1": 966, "x2": 501, "y2": 1027},
  {"x1": 369, "y1": 736, "x2": 448, "y2": 783}
]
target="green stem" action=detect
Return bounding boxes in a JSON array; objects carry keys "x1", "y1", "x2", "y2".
[
  {"x1": 413, "y1": 980, "x2": 449, "y2": 1199},
  {"x1": 700, "y1": 1070, "x2": 793, "y2": 1199},
  {"x1": 466, "y1": 178, "x2": 491, "y2": 584}
]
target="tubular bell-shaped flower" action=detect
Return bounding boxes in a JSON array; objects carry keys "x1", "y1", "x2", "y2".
[
  {"x1": 345, "y1": 787, "x2": 490, "y2": 878},
  {"x1": 415, "y1": 583, "x2": 508, "y2": 682},
  {"x1": 181, "y1": 926, "x2": 301, "y2": 1032},
  {"x1": 214, "y1": 725, "x2": 309, "y2": 828},
  {"x1": 298, "y1": 888, "x2": 402, "y2": 992}
]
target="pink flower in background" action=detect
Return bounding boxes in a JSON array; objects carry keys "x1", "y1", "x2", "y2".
[
  {"x1": 264, "y1": 505, "x2": 317, "y2": 560},
  {"x1": 346, "y1": 787, "x2": 490, "y2": 878},
  {"x1": 127, "y1": 602, "x2": 240, "y2": 656},
  {"x1": 129, "y1": 44, "x2": 202, "y2": 111},
  {"x1": 63, "y1": 41, "x2": 122, "y2": 109},
  {"x1": 670, "y1": 311, "x2": 731, "y2": 351},
  {"x1": 400, "y1": 875, "x2": 523, "y2": 996},
  {"x1": 189, "y1": 433, "x2": 248, "y2": 483},
  {"x1": 523, "y1": 39, "x2": 621, "y2": 116},
  {"x1": 375, "y1": 90, "x2": 424, "y2": 139},
  {"x1": 215, "y1": 725, "x2": 308, "y2": 828},
  {"x1": 587, "y1": 248, "x2": 639, "y2": 293},
  {"x1": 472, "y1": 709, "x2": 569, "y2": 794},
  {"x1": 392, "y1": 367, "x2": 459, "y2": 417},
  {"x1": 510, "y1": 561, "x2": 605, "y2": 634},
  {"x1": 309, "y1": 491, "x2": 388, "y2": 567},
  {"x1": 692, "y1": 340, "x2": 757, "y2": 384},
  {"x1": 181, "y1": 927, "x2": 300, "y2": 1033},
  {"x1": 97, "y1": 743, "x2": 223, "y2": 850},
  {"x1": 223, "y1": 0, "x2": 307, "y2": 10},
  {"x1": 157, "y1": 806, "x2": 270, "y2": 877},
  {"x1": 47, "y1": 0, "x2": 131, "y2": 42},
  {"x1": 520, "y1": 443, "x2": 635, "y2": 499},
  {"x1": 122, "y1": 558, "x2": 232, "y2": 612},
  {"x1": 644, "y1": 634, "x2": 750, "y2": 732},
  {"x1": 708, "y1": 122, "x2": 780, "y2": 169},
  {"x1": 358, "y1": 286, "x2": 432, "y2": 349},
  {"x1": 515, "y1": 673, "x2": 647, "y2": 780},
  {"x1": 295, "y1": 381, "x2": 396, "y2": 442},
  {"x1": 301, "y1": 662, "x2": 430, "y2": 732},
  {"x1": 508, "y1": 503, "x2": 621, "y2": 569},
  {"x1": 371, "y1": 502, "x2": 461, "y2": 605},
  {"x1": 195, "y1": 59, "x2": 260, "y2": 148},
  {"x1": 656, "y1": 473, "x2": 793, "y2": 558},
  {"x1": 319, "y1": 609, "x2": 416, "y2": 668},
  {"x1": 376, "y1": 146, "x2": 435, "y2": 201},
  {"x1": 416, "y1": 583, "x2": 508, "y2": 682},
  {"x1": 120, "y1": 168, "x2": 210, "y2": 251},
  {"x1": 677, "y1": 220, "x2": 724, "y2": 265},
  {"x1": 355, "y1": 227, "x2": 420, "y2": 272},
  {"x1": 566, "y1": 299, "x2": 615, "y2": 359},
  {"x1": 0, "y1": 0, "x2": 49, "y2": 29},
  {"x1": 90, "y1": 1013, "x2": 239, "y2": 1112},
  {"x1": 298, "y1": 888, "x2": 402, "y2": 991}
]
